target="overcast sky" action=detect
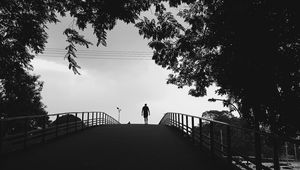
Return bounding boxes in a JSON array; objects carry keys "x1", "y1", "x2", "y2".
[{"x1": 30, "y1": 8, "x2": 231, "y2": 124}]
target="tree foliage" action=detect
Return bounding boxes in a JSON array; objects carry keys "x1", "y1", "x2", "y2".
[
  {"x1": 136, "y1": 1, "x2": 300, "y2": 135},
  {"x1": 0, "y1": 0, "x2": 156, "y2": 74},
  {"x1": 0, "y1": 68, "x2": 47, "y2": 117},
  {"x1": 0, "y1": 0, "x2": 54, "y2": 119},
  {"x1": 0, "y1": 67, "x2": 48, "y2": 133},
  {"x1": 64, "y1": 28, "x2": 93, "y2": 74},
  {"x1": 0, "y1": 0, "x2": 196, "y2": 78}
]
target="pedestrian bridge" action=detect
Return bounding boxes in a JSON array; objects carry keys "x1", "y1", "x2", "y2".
[
  {"x1": 0, "y1": 112, "x2": 299, "y2": 170},
  {"x1": 2, "y1": 124, "x2": 229, "y2": 170}
]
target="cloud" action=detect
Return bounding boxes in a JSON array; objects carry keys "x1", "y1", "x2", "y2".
[
  {"x1": 31, "y1": 58, "x2": 88, "y2": 76},
  {"x1": 31, "y1": 58, "x2": 69, "y2": 73}
]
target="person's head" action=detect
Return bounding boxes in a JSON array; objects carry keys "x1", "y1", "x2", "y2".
[{"x1": 144, "y1": 103, "x2": 147, "y2": 106}]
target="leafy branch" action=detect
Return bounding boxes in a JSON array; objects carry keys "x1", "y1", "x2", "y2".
[{"x1": 63, "y1": 28, "x2": 93, "y2": 75}]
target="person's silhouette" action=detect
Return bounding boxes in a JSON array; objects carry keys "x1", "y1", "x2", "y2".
[{"x1": 141, "y1": 104, "x2": 150, "y2": 124}]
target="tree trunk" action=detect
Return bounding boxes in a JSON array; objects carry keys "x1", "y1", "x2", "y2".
[{"x1": 253, "y1": 107, "x2": 262, "y2": 170}]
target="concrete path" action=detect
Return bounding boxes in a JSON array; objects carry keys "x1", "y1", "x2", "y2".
[{"x1": 2, "y1": 124, "x2": 230, "y2": 170}]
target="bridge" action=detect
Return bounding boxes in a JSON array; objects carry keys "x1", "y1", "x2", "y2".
[{"x1": 0, "y1": 112, "x2": 299, "y2": 170}]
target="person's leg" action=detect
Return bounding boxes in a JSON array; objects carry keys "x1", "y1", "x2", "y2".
[{"x1": 145, "y1": 117, "x2": 148, "y2": 124}]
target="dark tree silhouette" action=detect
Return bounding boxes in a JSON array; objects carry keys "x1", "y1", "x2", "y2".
[
  {"x1": 0, "y1": 67, "x2": 47, "y2": 133},
  {"x1": 136, "y1": 1, "x2": 300, "y2": 136},
  {"x1": 0, "y1": 69, "x2": 46, "y2": 117},
  {"x1": 0, "y1": 0, "x2": 156, "y2": 74},
  {"x1": 1, "y1": 0, "x2": 195, "y2": 74}
]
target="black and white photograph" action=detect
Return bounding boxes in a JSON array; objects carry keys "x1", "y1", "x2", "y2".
[{"x1": 1, "y1": 1, "x2": 299, "y2": 169}]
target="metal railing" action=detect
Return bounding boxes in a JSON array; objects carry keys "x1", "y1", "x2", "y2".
[
  {"x1": 0, "y1": 112, "x2": 119, "y2": 154},
  {"x1": 159, "y1": 112, "x2": 300, "y2": 170}
]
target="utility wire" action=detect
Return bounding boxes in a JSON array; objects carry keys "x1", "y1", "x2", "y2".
[
  {"x1": 38, "y1": 55, "x2": 152, "y2": 60},
  {"x1": 45, "y1": 47, "x2": 153, "y2": 54},
  {"x1": 41, "y1": 52, "x2": 153, "y2": 56},
  {"x1": 37, "y1": 48, "x2": 154, "y2": 60}
]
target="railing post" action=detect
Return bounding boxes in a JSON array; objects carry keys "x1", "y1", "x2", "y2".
[
  {"x1": 178, "y1": 114, "x2": 180, "y2": 128},
  {"x1": 254, "y1": 131, "x2": 262, "y2": 170},
  {"x1": 75, "y1": 113, "x2": 78, "y2": 132},
  {"x1": 185, "y1": 115, "x2": 189, "y2": 135},
  {"x1": 100, "y1": 112, "x2": 102, "y2": 124},
  {"x1": 175, "y1": 113, "x2": 178, "y2": 128},
  {"x1": 92, "y1": 112, "x2": 94, "y2": 126},
  {"x1": 96, "y1": 112, "x2": 98, "y2": 126},
  {"x1": 104, "y1": 114, "x2": 106, "y2": 124},
  {"x1": 42, "y1": 116, "x2": 46, "y2": 143},
  {"x1": 199, "y1": 118, "x2": 203, "y2": 146},
  {"x1": 81, "y1": 112, "x2": 84, "y2": 130},
  {"x1": 253, "y1": 114, "x2": 262, "y2": 170},
  {"x1": 56, "y1": 114, "x2": 59, "y2": 137},
  {"x1": 172, "y1": 113, "x2": 175, "y2": 126},
  {"x1": 181, "y1": 114, "x2": 184, "y2": 134},
  {"x1": 103, "y1": 113, "x2": 105, "y2": 124},
  {"x1": 273, "y1": 134, "x2": 280, "y2": 170},
  {"x1": 102, "y1": 113, "x2": 104, "y2": 124},
  {"x1": 99, "y1": 113, "x2": 101, "y2": 124},
  {"x1": 98, "y1": 112, "x2": 101, "y2": 125},
  {"x1": 66, "y1": 114, "x2": 69, "y2": 135},
  {"x1": 192, "y1": 116, "x2": 195, "y2": 144},
  {"x1": 178, "y1": 114, "x2": 180, "y2": 130},
  {"x1": 87, "y1": 112, "x2": 90, "y2": 127},
  {"x1": 23, "y1": 118, "x2": 29, "y2": 149},
  {"x1": 0, "y1": 119, "x2": 4, "y2": 153},
  {"x1": 99, "y1": 112, "x2": 101, "y2": 125},
  {"x1": 226, "y1": 125, "x2": 232, "y2": 165},
  {"x1": 210, "y1": 121, "x2": 215, "y2": 157},
  {"x1": 170, "y1": 113, "x2": 173, "y2": 126}
]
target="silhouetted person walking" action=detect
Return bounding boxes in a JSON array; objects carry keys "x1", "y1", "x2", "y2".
[{"x1": 141, "y1": 104, "x2": 150, "y2": 124}]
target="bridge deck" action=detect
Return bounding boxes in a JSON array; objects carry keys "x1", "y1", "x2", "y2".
[{"x1": 2, "y1": 124, "x2": 229, "y2": 170}]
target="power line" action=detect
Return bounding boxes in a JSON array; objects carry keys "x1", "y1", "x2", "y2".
[
  {"x1": 38, "y1": 55, "x2": 152, "y2": 60},
  {"x1": 45, "y1": 47, "x2": 153, "y2": 54},
  {"x1": 40, "y1": 52, "x2": 153, "y2": 57},
  {"x1": 44, "y1": 51, "x2": 153, "y2": 55},
  {"x1": 37, "y1": 48, "x2": 154, "y2": 60}
]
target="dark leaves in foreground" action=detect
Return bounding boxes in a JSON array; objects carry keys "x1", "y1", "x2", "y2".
[
  {"x1": 136, "y1": 1, "x2": 300, "y2": 135},
  {"x1": 63, "y1": 28, "x2": 92, "y2": 75}
]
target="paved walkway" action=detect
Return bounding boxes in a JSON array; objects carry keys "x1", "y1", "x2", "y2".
[{"x1": 2, "y1": 124, "x2": 230, "y2": 170}]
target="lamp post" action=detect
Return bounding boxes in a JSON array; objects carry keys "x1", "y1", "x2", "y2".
[
  {"x1": 116, "y1": 107, "x2": 121, "y2": 123},
  {"x1": 208, "y1": 98, "x2": 242, "y2": 117}
]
